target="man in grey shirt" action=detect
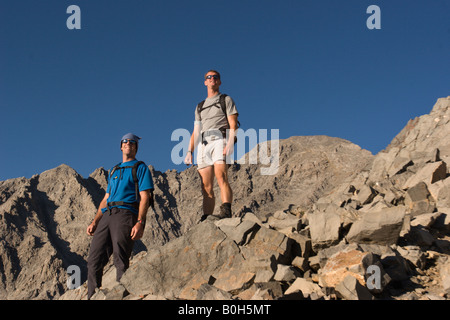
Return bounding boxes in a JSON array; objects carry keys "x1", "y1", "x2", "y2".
[{"x1": 184, "y1": 70, "x2": 239, "y2": 220}]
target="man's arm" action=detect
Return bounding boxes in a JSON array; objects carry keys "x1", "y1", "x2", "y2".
[
  {"x1": 86, "y1": 193, "x2": 109, "y2": 236},
  {"x1": 224, "y1": 114, "x2": 238, "y2": 156},
  {"x1": 184, "y1": 123, "x2": 201, "y2": 165},
  {"x1": 130, "y1": 189, "x2": 151, "y2": 240}
]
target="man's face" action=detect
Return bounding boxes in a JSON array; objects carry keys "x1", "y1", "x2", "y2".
[
  {"x1": 121, "y1": 139, "x2": 137, "y2": 157},
  {"x1": 204, "y1": 72, "x2": 221, "y2": 89}
]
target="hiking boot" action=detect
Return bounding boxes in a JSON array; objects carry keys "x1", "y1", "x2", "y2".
[
  {"x1": 199, "y1": 203, "x2": 232, "y2": 222},
  {"x1": 217, "y1": 203, "x2": 232, "y2": 219}
]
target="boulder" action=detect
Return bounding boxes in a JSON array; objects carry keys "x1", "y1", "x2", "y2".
[
  {"x1": 120, "y1": 220, "x2": 244, "y2": 298},
  {"x1": 346, "y1": 206, "x2": 407, "y2": 245},
  {"x1": 410, "y1": 212, "x2": 443, "y2": 228},
  {"x1": 284, "y1": 277, "x2": 324, "y2": 299},
  {"x1": 309, "y1": 210, "x2": 341, "y2": 251},
  {"x1": 267, "y1": 210, "x2": 302, "y2": 231},
  {"x1": 335, "y1": 275, "x2": 374, "y2": 300},
  {"x1": 439, "y1": 257, "x2": 450, "y2": 295},
  {"x1": 404, "y1": 182, "x2": 436, "y2": 217},
  {"x1": 215, "y1": 218, "x2": 260, "y2": 246},
  {"x1": 318, "y1": 246, "x2": 390, "y2": 294},
  {"x1": 354, "y1": 185, "x2": 378, "y2": 205},
  {"x1": 396, "y1": 246, "x2": 426, "y2": 270},
  {"x1": 402, "y1": 161, "x2": 447, "y2": 190},
  {"x1": 241, "y1": 225, "x2": 293, "y2": 265},
  {"x1": 273, "y1": 264, "x2": 300, "y2": 282}
]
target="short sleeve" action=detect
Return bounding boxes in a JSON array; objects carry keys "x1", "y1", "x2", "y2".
[
  {"x1": 137, "y1": 164, "x2": 154, "y2": 192},
  {"x1": 225, "y1": 96, "x2": 238, "y2": 117}
]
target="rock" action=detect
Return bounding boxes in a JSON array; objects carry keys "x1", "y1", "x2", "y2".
[
  {"x1": 215, "y1": 218, "x2": 260, "y2": 246},
  {"x1": 387, "y1": 157, "x2": 414, "y2": 177},
  {"x1": 309, "y1": 210, "x2": 341, "y2": 251},
  {"x1": 267, "y1": 210, "x2": 302, "y2": 231},
  {"x1": 396, "y1": 246, "x2": 427, "y2": 270},
  {"x1": 120, "y1": 221, "x2": 244, "y2": 298},
  {"x1": 439, "y1": 257, "x2": 450, "y2": 295},
  {"x1": 434, "y1": 177, "x2": 450, "y2": 208},
  {"x1": 104, "y1": 284, "x2": 129, "y2": 300},
  {"x1": 410, "y1": 212, "x2": 443, "y2": 228},
  {"x1": 196, "y1": 284, "x2": 233, "y2": 300},
  {"x1": 273, "y1": 264, "x2": 300, "y2": 282},
  {"x1": 402, "y1": 161, "x2": 447, "y2": 190},
  {"x1": 346, "y1": 206, "x2": 407, "y2": 245},
  {"x1": 241, "y1": 225, "x2": 293, "y2": 265},
  {"x1": 318, "y1": 246, "x2": 390, "y2": 294},
  {"x1": 404, "y1": 182, "x2": 436, "y2": 217},
  {"x1": 3, "y1": 96, "x2": 450, "y2": 301},
  {"x1": 246, "y1": 282, "x2": 284, "y2": 300},
  {"x1": 284, "y1": 232, "x2": 312, "y2": 259},
  {"x1": 284, "y1": 277, "x2": 324, "y2": 299},
  {"x1": 335, "y1": 275, "x2": 374, "y2": 300},
  {"x1": 355, "y1": 185, "x2": 378, "y2": 205},
  {"x1": 178, "y1": 274, "x2": 212, "y2": 300},
  {"x1": 433, "y1": 211, "x2": 450, "y2": 232},
  {"x1": 291, "y1": 256, "x2": 309, "y2": 272},
  {"x1": 407, "y1": 226, "x2": 435, "y2": 247},
  {"x1": 212, "y1": 269, "x2": 255, "y2": 294},
  {"x1": 254, "y1": 269, "x2": 275, "y2": 283}
]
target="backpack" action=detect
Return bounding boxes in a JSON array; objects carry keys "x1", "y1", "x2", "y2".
[
  {"x1": 197, "y1": 93, "x2": 240, "y2": 142},
  {"x1": 107, "y1": 161, "x2": 154, "y2": 211}
]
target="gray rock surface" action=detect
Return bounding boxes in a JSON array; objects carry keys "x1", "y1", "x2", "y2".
[{"x1": 1, "y1": 96, "x2": 450, "y2": 300}]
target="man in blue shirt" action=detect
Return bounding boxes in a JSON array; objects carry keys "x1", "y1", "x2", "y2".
[{"x1": 86, "y1": 133, "x2": 154, "y2": 299}]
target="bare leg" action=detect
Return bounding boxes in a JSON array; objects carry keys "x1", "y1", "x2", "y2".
[
  {"x1": 214, "y1": 162, "x2": 232, "y2": 204},
  {"x1": 198, "y1": 165, "x2": 215, "y2": 216}
]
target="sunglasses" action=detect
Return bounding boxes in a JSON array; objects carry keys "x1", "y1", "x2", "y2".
[
  {"x1": 121, "y1": 139, "x2": 137, "y2": 144},
  {"x1": 206, "y1": 75, "x2": 220, "y2": 80}
]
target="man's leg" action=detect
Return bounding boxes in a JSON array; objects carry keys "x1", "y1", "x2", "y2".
[
  {"x1": 87, "y1": 214, "x2": 113, "y2": 299},
  {"x1": 214, "y1": 161, "x2": 232, "y2": 204},
  {"x1": 198, "y1": 165, "x2": 215, "y2": 218},
  {"x1": 214, "y1": 161, "x2": 233, "y2": 218},
  {"x1": 109, "y1": 209, "x2": 137, "y2": 281}
]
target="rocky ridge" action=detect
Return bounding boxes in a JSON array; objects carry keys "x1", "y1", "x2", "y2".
[{"x1": 1, "y1": 96, "x2": 450, "y2": 300}]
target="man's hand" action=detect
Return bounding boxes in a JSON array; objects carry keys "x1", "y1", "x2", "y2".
[
  {"x1": 130, "y1": 222, "x2": 144, "y2": 241},
  {"x1": 86, "y1": 222, "x2": 97, "y2": 236},
  {"x1": 223, "y1": 143, "x2": 234, "y2": 157},
  {"x1": 184, "y1": 151, "x2": 193, "y2": 166}
]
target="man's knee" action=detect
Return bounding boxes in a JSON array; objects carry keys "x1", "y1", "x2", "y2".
[{"x1": 214, "y1": 165, "x2": 230, "y2": 188}]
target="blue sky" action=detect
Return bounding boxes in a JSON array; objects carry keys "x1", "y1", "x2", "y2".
[{"x1": 1, "y1": 0, "x2": 449, "y2": 181}]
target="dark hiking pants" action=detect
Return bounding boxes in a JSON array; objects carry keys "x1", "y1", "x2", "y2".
[{"x1": 87, "y1": 207, "x2": 137, "y2": 299}]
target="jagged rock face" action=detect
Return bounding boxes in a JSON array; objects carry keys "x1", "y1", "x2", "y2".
[
  {"x1": 0, "y1": 135, "x2": 371, "y2": 299},
  {"x1": 2, "y1": 96, "x2": 450, "y2": 300},
  {"x1": 0, "y1": 165, "x2": 107, "y2": 299}
]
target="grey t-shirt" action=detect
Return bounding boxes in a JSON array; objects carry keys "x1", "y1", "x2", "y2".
[{"x1": 194, "y1": 93, "x2": 238, "y2": 133}]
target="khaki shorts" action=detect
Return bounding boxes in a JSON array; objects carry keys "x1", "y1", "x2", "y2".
[{"x1": 197, "y1": 136, "x2": 232, "y2": 170}]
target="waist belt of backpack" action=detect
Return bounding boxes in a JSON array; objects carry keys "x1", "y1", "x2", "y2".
[
  {"x1": 106, "y1": 201, "x2": 139, "y2": 215},
  {"x1": 201, "y1": 129, "x2": 227, "y2": 145}
]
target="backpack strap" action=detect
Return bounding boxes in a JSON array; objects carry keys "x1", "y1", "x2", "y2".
[
  {"x1": 131, "y1": 161, "x2": 145, "y2": 202},
  {"x1": 197, "y1": 94, "x2": 237, "y2": 124},
  {"x1": 197, "y1": 99, "x2": 206, "y2": 116},
  {"x1": 109, "y1": 163, "x2": 122, "y2": 179},
  {"x1": 219, "y1": 93, "x2": 228, "y2": 116},
  {"x1": 219, "y1": 94, "x2": 240, "y2": 128},
  {"x1": 106, "y1": 161, "x2": 148, "y2": 213}
]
